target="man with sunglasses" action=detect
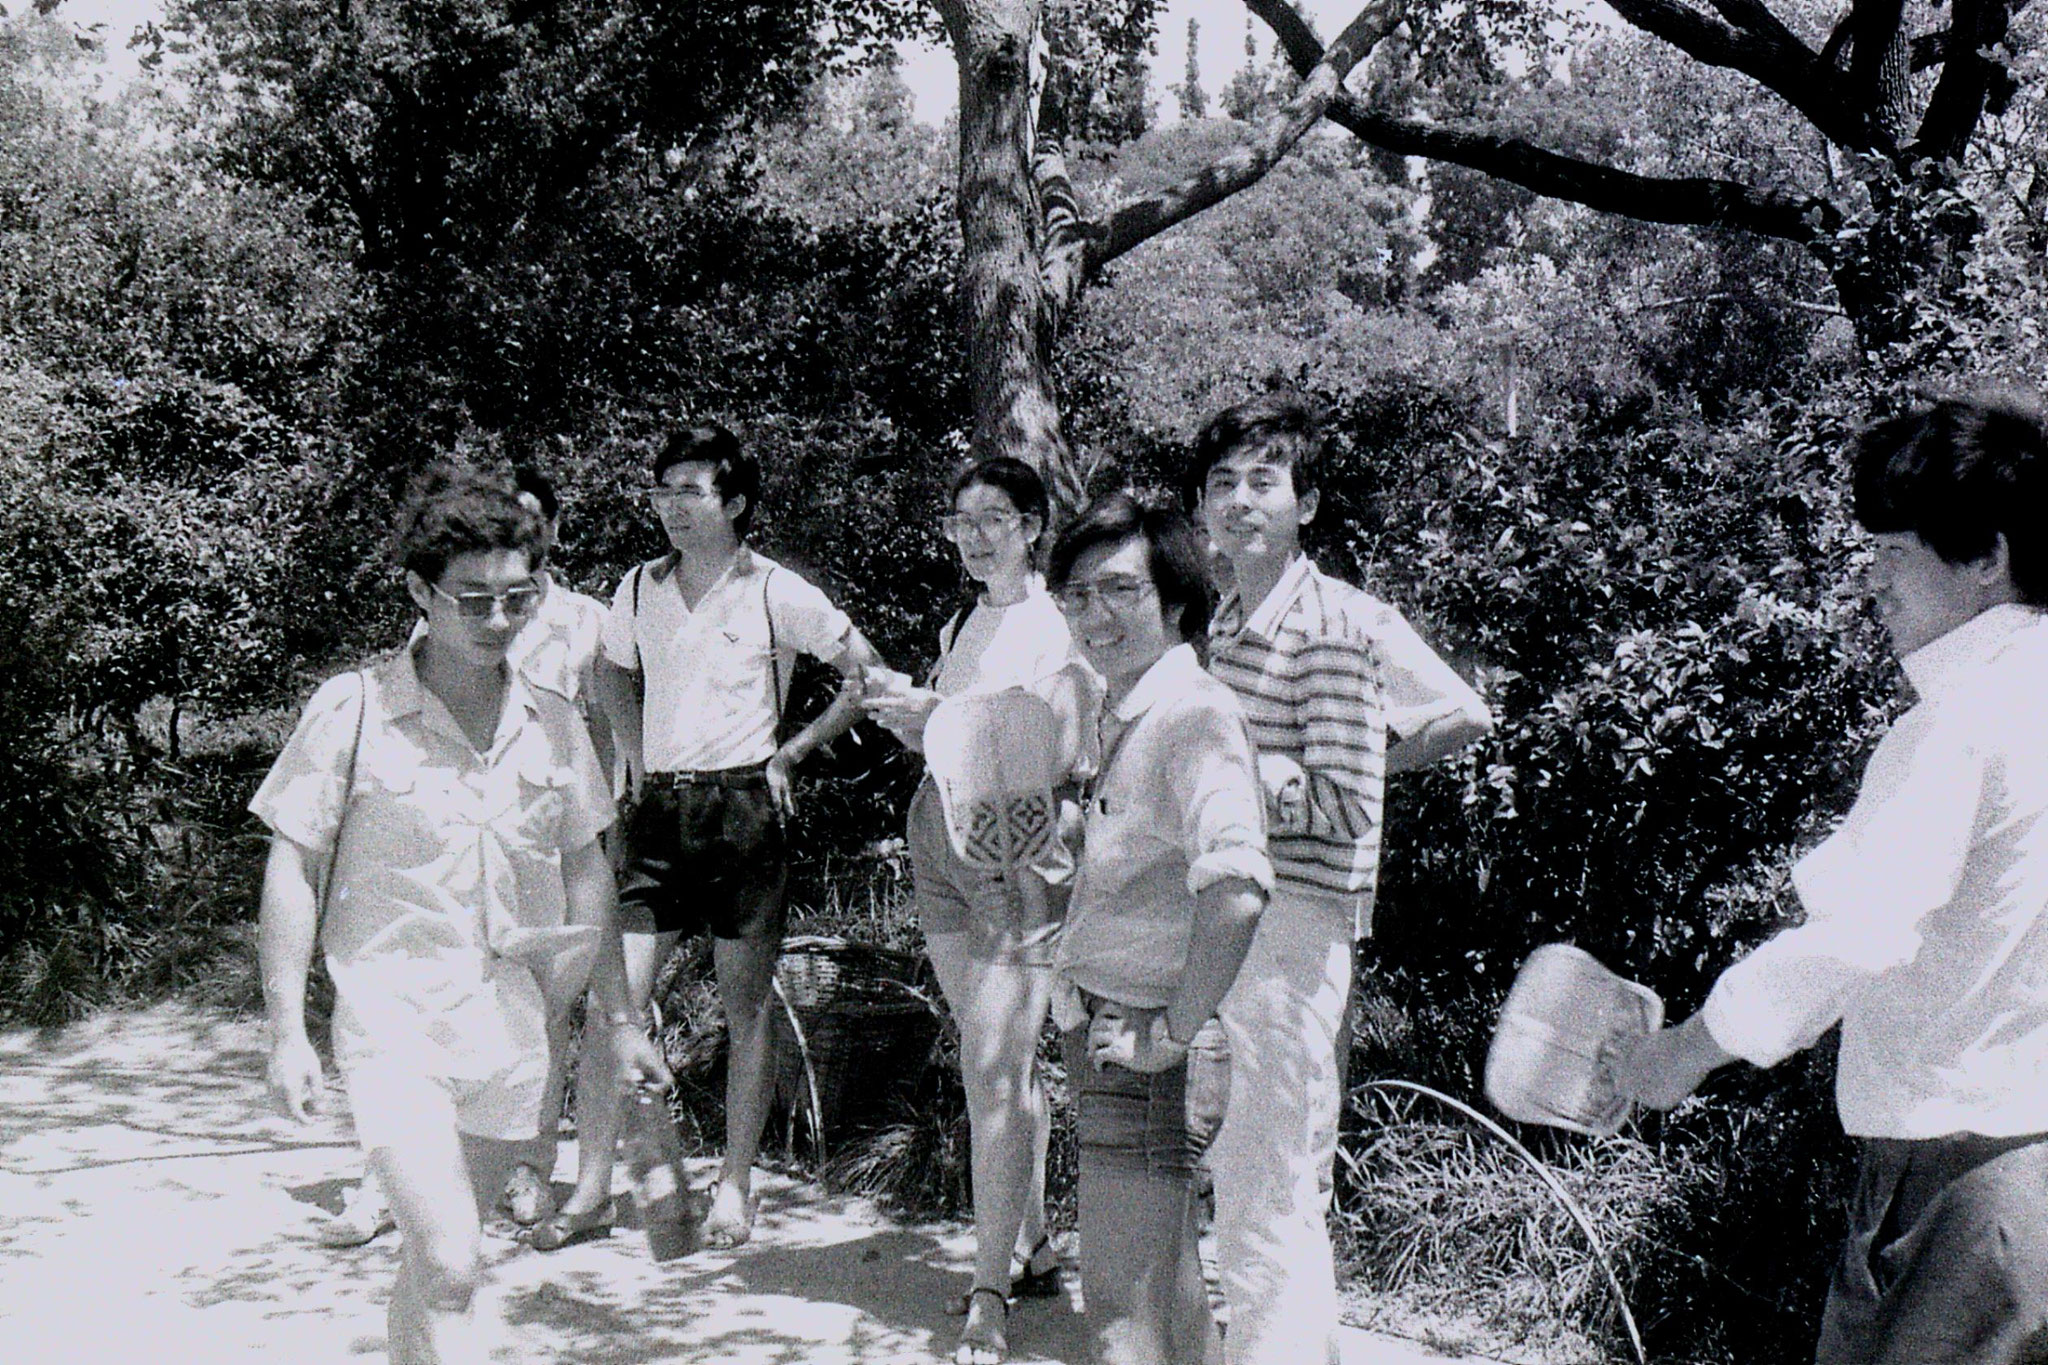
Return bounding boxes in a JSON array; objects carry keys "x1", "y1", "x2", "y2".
[
  {"x1": 538, "y1": 422, "x2": 879, "y2": 1253},
  {"x1": 255, "y1": 466, "x2": 667, "y2": 1362}
]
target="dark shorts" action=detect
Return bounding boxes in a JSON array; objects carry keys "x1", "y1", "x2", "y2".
[
  {"x1": 1817, "y1": 1131, "x2": 2048, "y2": 1365},
  {"x1": 1060, "y1": 1014, "x2": 1207, "y2": 1180},
  {"x1": 617, "y1": 768, "x2": 788, "y2": 941}
]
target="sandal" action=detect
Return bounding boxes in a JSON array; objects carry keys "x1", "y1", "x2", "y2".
[
  {"x1": 701, "y1": 1180, "x2": 758, "y2": 1251},
  {"x1": 944, "y1": 1237, "x2": 1060, "y2": 1314},
  {"x1": 953, "y1": 1286, "x2": 1009, "y2": 1365},
  {"x1": 527, "y1": 1200, "x2": 613, "y2": 1252},
  {"x1": 315, "y1": 1180, "x2": 396, "y2": 1248},
  {"x1": 1009, "y1": 1235, "x2": 1061, "y2": 1299},
  {"x1": 503, "y1": 1163, "x2": 556, "y2": 1228}
]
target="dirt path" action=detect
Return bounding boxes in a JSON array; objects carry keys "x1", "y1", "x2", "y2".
[{"x1": 0, "y1": 1002, "x2": 1503, "y2": 1363}]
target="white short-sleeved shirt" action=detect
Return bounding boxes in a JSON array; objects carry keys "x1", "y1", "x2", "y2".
[
  {"x1": 1054, "y1": 644, "x2": 1274, "y2": 1027},
  {"x1": 1703, "y1": 605, "x2": 2048, "y2": 1138},
  {"x1": 249, "y1": 646, "x2": 613, "y2": 1097},
  {"x1": 927, "y1": 578, "x2": 1103, "y2": 782},
  {"x1": 603, "y1": 548, "x2": 855, "y2": 772},
  {"x1": 406, "y1": 578, "x2": 608, "y2": 710}
]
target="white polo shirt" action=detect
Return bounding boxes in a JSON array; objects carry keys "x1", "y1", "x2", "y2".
[
  {"x1": 603, "y1": 547, "x2": 854, "y2": 773},
  {"x1": 1703, "y1": 604, "x2": 2048, "y2": 1138}
]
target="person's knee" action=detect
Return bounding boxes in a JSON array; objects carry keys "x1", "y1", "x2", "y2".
[{"x1": 408, "y1": 1226, "x2": 484, "y2": 1309}]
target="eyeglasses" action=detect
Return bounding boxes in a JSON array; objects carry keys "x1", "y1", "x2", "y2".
[
  {"x1": 938, "y1": 511, "x2": 1023, "y2": 543},
  {"x1": 642, "y1": 486, "x2": 717, "y2": 506},
  {"x1": 430, "y1": 580, "x2": 545, "y2": 621},
  {"x1": 1053, "y1": 576, "x2": 1155, "y2": 616}
]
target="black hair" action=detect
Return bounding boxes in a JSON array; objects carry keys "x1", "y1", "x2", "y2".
[
  {"x1": 395, "y1": 464, "x2": 548, "y2": 585},
  {"x1": 510, "y1": 465, "x2": 559, "y2": 521},
  {"x1": 951, "y1": 456, "x2": 1053, "y2": 560},
  {"x1": 1852, "y1": 394, "x2": 2048, "y2": 606},
  {"x1": 1046, "y1": 492, "x2": 1213, "y2": 642},
  {"x1": 653, "y1": 422, "x2": 757, "y2": 539},
  {"x1": 1184, "y1": 389, "x2": 1326, "y2": 510}
]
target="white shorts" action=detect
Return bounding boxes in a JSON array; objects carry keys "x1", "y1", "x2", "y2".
[{"x1": 341, "y1": 1053, "x2": 545, "y2": 1153}]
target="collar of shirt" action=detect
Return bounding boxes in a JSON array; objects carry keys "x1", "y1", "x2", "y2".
[
  {"x1": 1900, "y1": 602, "x2": 2046, "y2": 700},
  {"x1": 1112, "y1": 642, "x2": 1206, "y2": 723},
  {"x1": 645, "y1": 544, "x2": 756, "y2": 598},
  {"x1": 388, "y1": 639, "x2": 546, "y2": 760},
  {"x1": 1215, "y1": 553, "x2": 1316, "y2": 642}
]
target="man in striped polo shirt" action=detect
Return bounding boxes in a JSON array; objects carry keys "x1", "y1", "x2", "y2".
[{"x1": 1187, "y1": 391, "x2": 1493, "y2": 1365}]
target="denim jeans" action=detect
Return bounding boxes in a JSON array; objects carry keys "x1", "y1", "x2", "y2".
[{"x1": 1061, "y1": 1020, "x2": 1220, "y2": 1365}]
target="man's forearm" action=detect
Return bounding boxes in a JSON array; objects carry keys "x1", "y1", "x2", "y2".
[
  {"x1": 258, "y1": 838, "x2": 321, "y2": 1042},
  {"x1": 563, "y1": 839, "x2": 641, "y2": 1023},
  {"x1": 1165, "y1": 878, "x2": 1265, "y2": 1043},
  {"x1": 787, "y1": 634, "x2": 882, "y2": 759},
  {"x1": 1386, "y1": 707, "x2": 1493, "y2": 775}
]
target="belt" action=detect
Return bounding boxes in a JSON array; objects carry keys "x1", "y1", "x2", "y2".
[{"x1": 647, "y1": 765, "x2": 770, "y2": 789}]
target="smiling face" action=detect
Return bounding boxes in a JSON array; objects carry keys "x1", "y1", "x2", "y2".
[
  {"x1": 1866, "y1": 531, "x2": 2012, "y2": 657},
  {"x1": 1198, "y1": 442, "x2": 1317, "y2": 568},
  {"x1": 407, "y1": 548, "x2": 542, "y2": 668},
  {"x1": 947, "y1": 481, "x2": 1039, "y2": 587},
  {"x1": 1058, "y1": 535, "x2": 1181, "y2": 696}
]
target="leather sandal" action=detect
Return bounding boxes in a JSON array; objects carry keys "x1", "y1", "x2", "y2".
[
  {"x1": 953, "y1": 1285, "x2": 1009, "y2": 1365},
  {"x1": 1009, "y1": 1236, "x2": 1061, "y2": 1299},
  {"x1": 527, "y1": 1201, "x2": 613, "y2": 1252}
]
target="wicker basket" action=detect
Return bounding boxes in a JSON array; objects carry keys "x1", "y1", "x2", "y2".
[{"x1": 770, "y1": 936, "x2": 941, "y2": 1156}]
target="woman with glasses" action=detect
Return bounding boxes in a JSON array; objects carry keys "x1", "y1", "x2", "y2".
[
  {"x1": 253, "y1": 465, "x2": 667, "y2": 1364},
  {"x1": 864, "y1": 457, "x2": 1099, "y2": 1365}
]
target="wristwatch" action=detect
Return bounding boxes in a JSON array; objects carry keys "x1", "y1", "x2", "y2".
[{"x1": 605, "y1": 1010, "x2": 649, "y2": 1030}]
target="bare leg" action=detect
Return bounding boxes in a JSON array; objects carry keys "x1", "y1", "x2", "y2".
[
  {"x1": 372, "y1": 1129, "x2": 518, "y2": 1365},
  {"x1": 705, "y1": 932, "x2": 779, "y2": 1246},
  {"x1": 926, "y1": 931, "x2": 1055, "y2": 1297},
  {"x1": 558, "y1": 928, "x2": 679, "y2": 1219}
]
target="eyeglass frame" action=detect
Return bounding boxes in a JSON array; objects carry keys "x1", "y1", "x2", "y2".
[
  {"x1": 641, "y1": 484, "x2": 721, "y2": 506},
  {"x1": 1053, "y1": 574, "x2": 1158, "y2": 616},
  {"x1": 938, "y1": 509, "x2": 1027, "y2": 543},
  {"x1": 428, "y1": 577, "x2": 547, "y2": 621}
]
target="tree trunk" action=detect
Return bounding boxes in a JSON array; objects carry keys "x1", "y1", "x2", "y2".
[{"x1": 938, "y1": 0, "x2": 1086, "y2": 513}]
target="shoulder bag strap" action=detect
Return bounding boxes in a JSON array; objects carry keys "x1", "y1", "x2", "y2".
[{"x1": 763, "y1": 567, "x2": 786, "y2": 732}]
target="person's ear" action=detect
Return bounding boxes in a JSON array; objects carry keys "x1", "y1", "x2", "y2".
[
  {"x1": 1161, "y1": 599, "x2": 1186, "y2": 638},
  {"x1": 724, "y1": 493, "x2": 748, "y2": 528},
  {"x1": 1298, "y1": 486, "x2": 1320, "y2": 526},
  {"x1": 1977, "y1": 533, "x2": 2018, "y2": 594},
  {"x1": 406, "y1": 570, "x2": 435, "y2": 617}
]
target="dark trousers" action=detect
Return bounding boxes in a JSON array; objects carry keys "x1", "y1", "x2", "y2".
[{"x1": 1817, "y1": 1131, "x2": 2048, "y2": 1365}]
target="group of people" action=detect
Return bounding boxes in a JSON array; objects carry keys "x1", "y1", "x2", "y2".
[{"x1": 255, "y1": 385, "x2": 2048, "y2": 1365}]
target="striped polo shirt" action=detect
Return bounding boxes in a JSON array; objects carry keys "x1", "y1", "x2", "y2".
[{"x1": 1209, "y1": 555, "x2": 1389, "y2": 936}]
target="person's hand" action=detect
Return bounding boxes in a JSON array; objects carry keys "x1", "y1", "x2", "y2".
[
  {"x1": 1087, "y1": 1003, "x2": 1143, "y2": 1071},
  {"x1": 614, "y1": 1025, "x2": 674, "y2": 1095},
  {"x1": 1606, "y1": 1015, "x2": 1730, "y2": 1112},
  {"x1": 862, "y1": 686, "x2": 941, "y2": 745},
  {"x1": 765, "y1": 744, "x2": 801, "y2": 819},
  {"x1": 1256, "y1": 753, "x2": 1309, "y2": 836},
  {"x1": 267, "y1": 1031, "x2": 326, "y2": 1123}
]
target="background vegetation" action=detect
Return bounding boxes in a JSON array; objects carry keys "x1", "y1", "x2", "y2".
[{"x1": 4, "y1": 1, "x2": 2047, "y2": 1359}]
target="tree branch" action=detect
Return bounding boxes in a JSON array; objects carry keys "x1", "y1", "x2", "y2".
[
  {"x1": 1080, "y1": 0, "x2": 1405, "y2": 274},
  {"x1": 1037, "y1": 145, "x2": 1089, "y2": 329},
  {"x1": 1252, "y1": 0, "x2": 1831, "y2": 242},
  {"x1": 1598, "y1": 0, "x2": 1867, "y2": 149},
  {"x1": 1911, "y1": 0, "x2": 2009, "y2": 161}
]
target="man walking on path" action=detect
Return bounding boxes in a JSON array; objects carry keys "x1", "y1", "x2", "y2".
[
  {"x1": 1186, "y1": 392, "x2": 1493, "y2": 1365},
  {"x1": 1616, "y1": 396, "x2": 2048, "y2": 1365},
  {"x1": 539, "y1": 422, "x2": 880, "y2": 1253}
]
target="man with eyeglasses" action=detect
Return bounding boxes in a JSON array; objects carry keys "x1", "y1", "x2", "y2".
[
  {"x1": 1045, "y1": 493, "x2": 1271, "y2": 1365},
  {"x1": 537, "y1": 422, "x2": 880, "y2": 1253}
]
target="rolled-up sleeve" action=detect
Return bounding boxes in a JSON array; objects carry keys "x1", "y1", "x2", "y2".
[
  {"x1": 1703, "y1": 715, "x2": 1984, "y2": 1067},
  {"x1": 1163, "y1": 705, "x2": 1274, "y2": 896}
]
